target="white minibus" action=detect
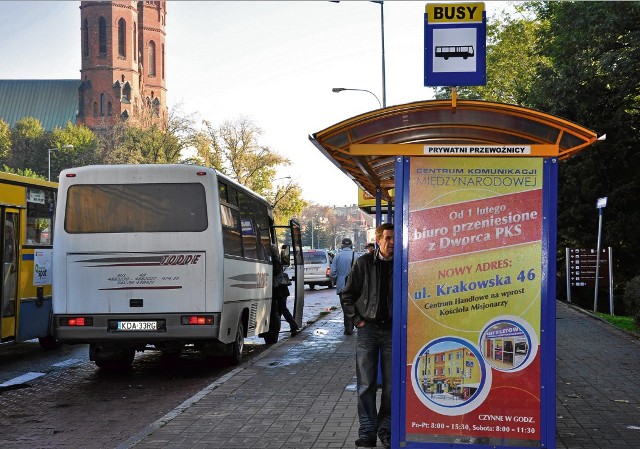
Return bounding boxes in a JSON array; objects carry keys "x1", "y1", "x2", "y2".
[{"x1": 53, "y1": 164, "x2": 301, "y2": 368}]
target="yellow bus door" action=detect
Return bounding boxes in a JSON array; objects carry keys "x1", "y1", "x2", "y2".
[{"x1": 1, "y1": 208, "x2": 19, "y2": 341}]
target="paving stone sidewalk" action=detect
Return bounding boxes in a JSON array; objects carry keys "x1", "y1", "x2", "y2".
[{"x1": 120, "y1": 302, "x2": 640, "y2": 449}]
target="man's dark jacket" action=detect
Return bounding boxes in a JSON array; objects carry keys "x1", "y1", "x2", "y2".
[{"x1": 341, "y1": 249, "x2": 393, "y2": 325}]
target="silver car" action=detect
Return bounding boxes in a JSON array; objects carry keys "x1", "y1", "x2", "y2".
[{"x1": 300, "y1": 249, "x2": 335, "y2": 290}]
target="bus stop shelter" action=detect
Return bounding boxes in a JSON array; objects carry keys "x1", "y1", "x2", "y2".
[
  {"x1": 309, "y1": 99, "x2": 599, "y2": 449},
  {"x1": 310, "y1": 99, "x2": 598, "y2": 208}
]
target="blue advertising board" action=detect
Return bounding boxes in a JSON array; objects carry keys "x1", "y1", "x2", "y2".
[
  {"x1": 424, "y1": 2, "x2": 487, "y2": 87},
  {"x1": 391, "y1": 155, "x2": 557, "y2": 448}
]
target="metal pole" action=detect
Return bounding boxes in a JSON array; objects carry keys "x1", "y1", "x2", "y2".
[
  {"x1": 566, "y1": 247, "x2": 571, "y2": 303},
  {"x1": 48, "y1": 148, "x2": 53, "y2": 181},
  {"x1": 593, "y1": 209, "x2": 603, "y2": 312},
  {"x1": 311, "y1": 216, "x2": 314, "y2": 249},
  {"x1": 380, "y1": 0, "x2": 386, "y2": 107},
  {"x1": 608, "y1": 246, "x2": 614, "y2": 315}
]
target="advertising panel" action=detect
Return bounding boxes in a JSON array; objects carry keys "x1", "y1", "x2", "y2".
[{"x1": 405, "y1": 156, "x2": 544, "y2": 446}]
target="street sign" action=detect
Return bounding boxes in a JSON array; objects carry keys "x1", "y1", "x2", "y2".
[
  {"x1": 568, "y1": 248, "x2": 608, "y2": 287},
  {"x1": 424, "y1": 2, "x2": 486, "y2": 86}
]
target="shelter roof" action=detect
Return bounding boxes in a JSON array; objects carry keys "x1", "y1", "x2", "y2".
[{"x1": 309, "y1": 99, "x2": 599, "y2": 203}]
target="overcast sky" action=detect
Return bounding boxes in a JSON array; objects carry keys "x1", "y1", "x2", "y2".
[{"x1": 0, "y1": 1, "x2": 511, "y2": 206}]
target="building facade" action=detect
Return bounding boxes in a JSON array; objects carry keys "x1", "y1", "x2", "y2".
[{"x1": 77, "y1": 1, "x2": 167, "y2": 129}]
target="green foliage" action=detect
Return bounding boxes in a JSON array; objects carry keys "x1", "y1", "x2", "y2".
[
  {"x1": 526, "y1": 2, "x2": 640, "y2": 288},
  {"x1": 596, "y1": 312, "x2": 638, "y2": 334},
  {"x1": 197, "y1": 116, "x2": 306, "y2": 222},
  {"x1": 622, "y1": 276, "x2": 640, "y2": 329},
  {"x1": 7, "y1": 117, "x2": 46, "y2": 173},
  {"x1": 435, "y1": 3, "x2": 544, "y2": 103},
  {"x1": 48, "y1": 122, "x2": 99, "y2": 180},
  {"x1": 1, "y1": 165, "x2": 46, "y2": 180},
  {"x1": 0, "y1": 119, "x2": 10, "y2": 162}
]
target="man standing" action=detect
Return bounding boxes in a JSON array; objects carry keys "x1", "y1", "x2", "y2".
[
  {"x1": 330, "y1": 237, "x2": 356, "y2": 335},
  {"x1": 341, "y1": 223, "x2": 394, "y2": 448}
]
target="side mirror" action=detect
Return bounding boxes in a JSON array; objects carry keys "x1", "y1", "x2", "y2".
[{"x1": 280, "y1": 245, "x2": 291, "y2": 266}]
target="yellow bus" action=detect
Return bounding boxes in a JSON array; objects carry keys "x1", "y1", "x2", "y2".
[{"x1": 0, "y1": 172, "x2": 58, "y2": 349}]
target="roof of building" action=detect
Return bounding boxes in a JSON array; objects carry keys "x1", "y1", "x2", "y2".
[{"x1": 0, "y1": 79, "x2": 81, "y2": 131}]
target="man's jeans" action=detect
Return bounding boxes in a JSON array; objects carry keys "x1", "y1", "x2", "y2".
[{"x1": 356, "y1": 322, "x2": 392, "y2": 440}]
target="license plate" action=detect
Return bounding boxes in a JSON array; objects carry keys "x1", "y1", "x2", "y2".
[{"x1": 117, "y1": 321, "x2": 157, "y2": 331}]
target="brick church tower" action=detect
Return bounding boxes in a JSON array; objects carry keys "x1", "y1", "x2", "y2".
[{"x1": 77, "y1": 1, "x2": 167, "y2": 130}]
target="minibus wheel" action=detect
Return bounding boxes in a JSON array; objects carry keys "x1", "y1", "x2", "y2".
[{"x1": 229, "y1": 320, "x2": 244, "y2": 365}]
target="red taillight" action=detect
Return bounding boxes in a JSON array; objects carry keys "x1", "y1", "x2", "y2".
[
  {"x1": 61, "y1": 316, "x2": 92, "y2": 326},
  {"x1": 196, "y1": 171, "x2": 207, "y2": 176},
  {"x1": 182, "y1": 315, "x2": 214, "y2": 325},
  {"x1": 66, "y1": 173, "x2": 76, "y2": 178},
  {"x1": 326, "y1": 267, "x2": 331, "y2": 276}
]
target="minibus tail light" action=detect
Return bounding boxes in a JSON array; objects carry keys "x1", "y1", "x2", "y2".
[
  {"x1": 60, "y1": 316, "x2": 93, "y2": 326},
  {"x1": 181, "y1": 315, "x2": 214, "y2": 325}
]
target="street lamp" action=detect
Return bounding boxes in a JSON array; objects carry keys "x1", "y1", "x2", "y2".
[
  {"x1": 332, "y1": 87, "x2": 382, "y2": 109},
  {"x1": 593, "y1": 196, "x2": 608, "y2": 313},
  {"x1": 48, "y1": 144, "x2": 73, "y2": 181},
  {"x1": 332, "y1": 0, "x2": 386, "y2": 107}
]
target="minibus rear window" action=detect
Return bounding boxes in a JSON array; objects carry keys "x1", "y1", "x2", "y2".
[{"x1": 64, "y1": 183, "x2": 208, "y2": 233}]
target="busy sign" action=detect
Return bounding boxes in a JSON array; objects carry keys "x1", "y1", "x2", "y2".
[{"x1": 424, "y1": 2, "x2": 487, "y2": 86}]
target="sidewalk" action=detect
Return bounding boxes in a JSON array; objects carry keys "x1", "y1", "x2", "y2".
[{"x1": 119, "y1": 302, "x2": 640, "y2": 449}]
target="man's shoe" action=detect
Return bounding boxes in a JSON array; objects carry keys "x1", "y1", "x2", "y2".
[
  {"x1": 355, "y1": 437, "x2": 376, "y2": 447},
  {"x1": 290, "y1": 328, "x2": 300, "y2": 336},
  {"x1": 344, "y1": 329, "x2": 353, "y2": 335},
  {"x1": 379, "y1": 434, "x2": 391, "y2": 448}
]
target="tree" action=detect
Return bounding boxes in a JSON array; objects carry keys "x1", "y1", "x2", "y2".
[
  {"x1": 6, "y1": 117, "x2": 46, "y2": 174},
  {"x1": 196, "y1": 116, "x2": 306, "y2": 223},
  {"x1": 0, "y1": 119, "x2": 10, "y2": 163},
  {"x1": 526, "y1": 1, "x2": 640, "y2": 301},
  {"x1": 1, "y1": 164, "x2": 45, "y2": 180},
  {"x1": 435, "y1": 3, "x2": 543, "y2": 103},
  {"x1": 48, "y1": 122, "x2": 99, "y2": 180}
]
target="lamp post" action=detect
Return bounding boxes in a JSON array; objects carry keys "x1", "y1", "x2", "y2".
[
  {"x1": 331, "y1": 1, "x2": 386, "y2": 107},
  {"x1": 372, "y1": 0, "x2": 387, "y2": 107},
  {"x1": 48, "y1": 144, "x2": 73, "y2": 181},
  {"x1": 332, "y1": 88, "x2": 382, "y2": 109},
  {"x1": 593, "y1": 196, "x2": 608, "y2": 313}
]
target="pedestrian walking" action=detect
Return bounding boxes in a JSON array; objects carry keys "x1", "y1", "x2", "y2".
[
  {"x1": 330, "y1": 237, "x2": 356, "y2": 335},
  {"x1": 271, "y1": 244, "x2": 299, "y2": 337},
  {"x1": 341, "y1": 223, "x2": 394, "y2": 448},
  {"x1": 365, "y1": 242, "x2": 375, "y2": 253}
]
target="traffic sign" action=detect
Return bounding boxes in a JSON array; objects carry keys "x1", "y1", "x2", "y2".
[{"x1": 424, "y1": 2, "x2": 486, "y2": 86}]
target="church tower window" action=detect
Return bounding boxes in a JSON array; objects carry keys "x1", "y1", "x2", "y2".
[
  {"x1": 118, "y1": 18, "x2": 126, "y2": 58},
  {"x1": 148, "y1": 41, "x2": 156, "y2": 77},
  {"x1": 98, "y1": 17, "x2": 107, "y2": 56},
  {"x1": 133, "y1": 22, "x2": 137, "y2": 61},
  {"x1": 83, "y1": 18, "x2": 89, "y2": 58}
]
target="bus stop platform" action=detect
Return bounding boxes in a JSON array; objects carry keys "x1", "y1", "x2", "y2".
[{"x1": 120, "y1": 301, "x2": 640, "y2": 449}]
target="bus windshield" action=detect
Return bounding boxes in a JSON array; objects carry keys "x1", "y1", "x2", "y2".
[{"x1": 64, "y1": 183, "x2": 208, "y2": 233}]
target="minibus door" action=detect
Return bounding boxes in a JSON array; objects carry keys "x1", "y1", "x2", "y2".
[
  {"x1": 1, "y1": 209, "x2": 19, "y2": 340},
  {"x1": 289, "y1": 219, "x2": 304, "y2": 327}
]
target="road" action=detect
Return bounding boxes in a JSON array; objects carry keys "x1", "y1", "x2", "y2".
[{"x1": 0, "y1": 284, "x2": 341, "y2": 449}]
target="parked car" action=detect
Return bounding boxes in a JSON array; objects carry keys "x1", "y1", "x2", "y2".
[{"x1": 298, "y1": 249, "x2": 336, "y2": 290}]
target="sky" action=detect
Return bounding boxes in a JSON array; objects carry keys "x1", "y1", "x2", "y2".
[{"x1": 0, "y1": 1, "x2": 511, "y2": 206}]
